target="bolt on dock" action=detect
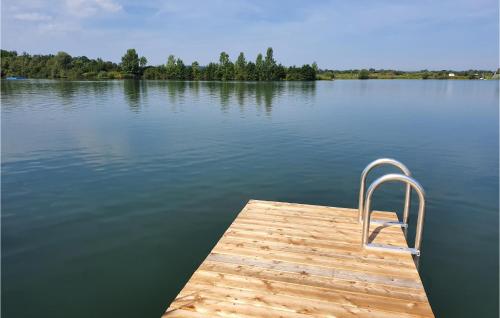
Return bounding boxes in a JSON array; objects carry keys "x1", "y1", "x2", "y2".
[{"x1": 162, "y1": 159, "x2": 434, "y2": 318}]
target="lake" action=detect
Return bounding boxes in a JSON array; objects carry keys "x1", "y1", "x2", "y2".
[{"x1": 1, "y1": 79, "x2": 498, "y2": 318}]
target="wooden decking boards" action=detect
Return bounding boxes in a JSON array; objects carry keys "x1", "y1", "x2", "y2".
[{"x1": 163, "y1": 200, "x2": 434, "y2": 318}]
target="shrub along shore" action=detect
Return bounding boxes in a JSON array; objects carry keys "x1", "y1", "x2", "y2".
[{"x1": 1, "y1": 48, "x2": 496, "y2": 81}]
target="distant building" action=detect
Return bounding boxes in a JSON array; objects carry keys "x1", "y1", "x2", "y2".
[{"x1": 448, "y1": 73, "x2": 455, "y2": 77}]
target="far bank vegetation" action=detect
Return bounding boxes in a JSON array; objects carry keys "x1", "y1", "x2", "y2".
[{"x1": 1, "y1": 48, "x2": 495, "y2": 81}]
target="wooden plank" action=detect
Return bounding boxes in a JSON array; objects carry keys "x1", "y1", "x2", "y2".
[
  {"x1": 215, "y1": 237, "x2": 416, "y2": 266},
  {"x1": 187, "y1": 270, "x2": 433, "y2": 316},
  {"x1": 226, "y1": 222, "x2": 408, "y2": 245},
  {"x1": 163, "y1": 200, "x2": 434, "y2": 317},
  {"x1": 242, "y1": 206, "x2": 398, "y2": 223},
  {"x1": 199, "y1": 261, "x2": 428, "y2": 301},
  {"x1": 206, "y1": 253, "x2": 422, "y2": 289},
  {"x1": 212, "y1": 242, "x2": 420, "y2": 278},
  {"x1": 235, "y1": 212, "x2": 405, "y2": 234},
  {"x1": 247, "y1": 200, "x2": 398, "y2": 221},
  {"x1": 177, "y1": 284, "x2": 424, "y2": 318},
  {"x1": 167, "y1": 296, "x2": 325, "y2": 318},
  {"x1": 220, "y1": 227, "x2": 414, "y2": 258}
]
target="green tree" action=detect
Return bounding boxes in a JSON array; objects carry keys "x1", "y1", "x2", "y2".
[
  {"x1": 218, "y1": 51, "x2": 234, "y2": 81},
  {"x1": 312, "y1": 62, "x2": 318, "y2": 74},
  {"x1": 204, "y1": 62, "x2": 218, "y2": 80},
  {"x1": 255, "y1": 53, "x2": 264, "y2": 80},
  {"x1": 235, "y1": 52, "x2": 247, "y2": 80},
  {"x1": 0, "y1": 49, "x2": 122, "y2": 79},
  {"x1": 139, "y1": 56, "x2": 147, "y2": 68},
  {"x1": 191, "y1": 61, "x2": 201, "y2": 80},
  {"x1": 300, "y1": 64, "x2": 316, "y2": 80},
  {"x1": 50, "y1": 51, "x2": 72, "y2": 77},
  {"x1": 175, "y1": 58, "x2": 186, "y2": 80},
  {"x1": 225, "y1": 62, "x2": 235, "y2": 81},
  {"x1": 358, "y1": 69, "x2": 369, "y2": 80},
  {"x1": 264, "y1": 47, "x2": 277, "y2": 80},
  {"x1": 219, "y1": 51, "x2": 230, "y2": 65},
  {"x1": 0, "y1": 47, "x2": 328, "y2": 82},
  {"x1": 55, "y1": 51, "x2": 72, "y2": 70},
  {"x1": 166, "y1": 55, "x2": 176, "y2": 79},
  {"x1": 286, "y1": 64, "x2": 316, "y2": 81},
  {"x1": 286, "y1": 66, "x2": 300, "y2": 80},
  {"x1": 275, "y1": 64, "x2": 286, "y2": 80},
  {"x1": 121, "y1": 49, "x2": 140, "y2": 76},
  {"x1": 1, "y1": 50, "x2": 17, "y2": 58},
  {"x1": 246, "y1": 62, "x2": 256, "y2": 81}
]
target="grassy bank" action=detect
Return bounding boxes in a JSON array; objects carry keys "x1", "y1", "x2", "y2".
[{"x1": 317, "y1": 69, "x2": 497, "y2": 80}]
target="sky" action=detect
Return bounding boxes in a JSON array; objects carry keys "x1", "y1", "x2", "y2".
[{"x1": 1, "y1": 0, "x2": 499, "y2": 70}]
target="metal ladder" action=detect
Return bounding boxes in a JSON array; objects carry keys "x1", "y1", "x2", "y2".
[{"x1": 358, "y1": 159, "x2": 426, "y2": 267}]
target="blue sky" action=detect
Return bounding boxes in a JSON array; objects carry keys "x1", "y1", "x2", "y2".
[{"x1": 1, "y1": 0, "x2": 498, "y2": 70}]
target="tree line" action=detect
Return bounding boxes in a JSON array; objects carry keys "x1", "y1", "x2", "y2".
[
  {"x1": 0, "y1": 48, "x2": 317, "y2": 81},
  {"x1": 2, "y1": 48, "x2": 494, "y2": 81}
]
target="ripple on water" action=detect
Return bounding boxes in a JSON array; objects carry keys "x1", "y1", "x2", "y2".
[{"x1": 1, "y1": 80, "x2": 498, "y2": 318}]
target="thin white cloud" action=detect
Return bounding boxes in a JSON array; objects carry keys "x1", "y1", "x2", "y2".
[
  {"x1": 65, "y1": 0, "x2": 122, "y2": 17},
  {"x1": 14, "y1": 12, "x2": 52, "y2": 22},
  {"x1": 1, "y1": 0, "x2": 497, "y2": 69}
]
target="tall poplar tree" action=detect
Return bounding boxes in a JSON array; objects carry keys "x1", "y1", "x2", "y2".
[{"x1": 235, "y1": 52, "x2": 247, "y2": 80}]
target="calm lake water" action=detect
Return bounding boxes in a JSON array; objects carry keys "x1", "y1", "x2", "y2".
[{"x1": 1, "y1": 79, "x2": 498, "y2": 317}]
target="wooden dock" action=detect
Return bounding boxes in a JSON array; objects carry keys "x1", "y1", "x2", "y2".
[{"x1": 163, "y1": 200, "x2": 434, "y2": 318}]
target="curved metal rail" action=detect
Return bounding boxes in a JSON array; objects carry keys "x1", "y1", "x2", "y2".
[
  {"x1": 361, "y1": 173, "x2": 426, "y2": 266},
  {"x1": 358, "y1": 159, "x2": 412, "y2": 229}
]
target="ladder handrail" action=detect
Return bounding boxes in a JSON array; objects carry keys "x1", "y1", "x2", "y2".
[
  {"x1": 358, "y1": 158, "x2": 412, "y2": 224},
  {"x1": 361, "y1": 173, "x2": 426, "y2": 264}
]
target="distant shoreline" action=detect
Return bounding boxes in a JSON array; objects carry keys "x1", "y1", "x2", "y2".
[
  {"x1": 2, "y1": 78, "x2": 497, "y2": 82},
  {"x1": 2, "y1": 72, "x2": 495, "y2": 81},
  {"x1": 2, "y1": 48, "x2": 497, "y2": 81},
  {"x1": 318, "y1": 70, "x2": 497, "y2": 80}
]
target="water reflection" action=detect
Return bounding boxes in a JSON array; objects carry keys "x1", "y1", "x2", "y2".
[
  {"x1": 1, "y1": 80, "x2": 316, "y2": 115},
  {"x1": 158, "y1": 81, "x2": 316, "y2": 115},
  {"x1": 123, "y1": 80, "x2": 148, "y2": 112},
  {"x1": 1, "y1": 79, "x2": 498, "y2": 318},
  {"x1": 1, "y1": 80, "x2": 119, "y2": 111}
]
